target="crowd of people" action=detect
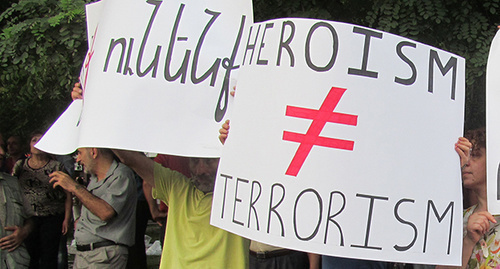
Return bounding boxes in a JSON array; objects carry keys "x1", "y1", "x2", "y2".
[{"x1": 0, "y1": 81, "x2": 495, "y2": 269}]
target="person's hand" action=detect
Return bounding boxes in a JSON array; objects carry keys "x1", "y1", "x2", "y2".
[
  {"x1": 0, "y1": 226, "x2": 28, "y2": 252},
  {"x1": 150, "y1": 207, "x2": 167, "y2": 226},
  {"x1": 219, "y1": 120, "x2": 230, "y2": 145},
  {"x1": 465, "y1": 211, "x2": 496, "y2": 245},
  {"x1": 61, "y1": 217, "x2": 70, "y2": 235},
  {"x1": 455, "y1": 137, "x2": 472, "y2": 169},
  {"x1": 230, "y1": 85, "x2": 235, "y2": 97},
  {"x1": 71, "y1": 82, "x2": 83, "y2": 100},
  {"x1": 217, "y1": 85, "x2": 235, "y2": 145},
  {"x1": 49, "y1": 171, "x2": 78, "y2": 193}
]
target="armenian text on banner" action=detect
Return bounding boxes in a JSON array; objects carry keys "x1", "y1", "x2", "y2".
[
  {"x1": 36, "y1": 0, "x2": 253, "y2": 157},
  {"x1": 211, "y1": 18, "x2": 465, "y2": 266}
]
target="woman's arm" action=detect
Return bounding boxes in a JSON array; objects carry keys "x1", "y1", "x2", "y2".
[{"x1": 62, "y1": 190, "x2": 72, "y2": 235}]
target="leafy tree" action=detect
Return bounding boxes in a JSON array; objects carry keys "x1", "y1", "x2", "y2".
[
  {"x1": 0, "y1": 0, "x2": 17, "y2": 15},
  {"x1": 0, "y1": 0, "x2": 90, "y2": 138}
]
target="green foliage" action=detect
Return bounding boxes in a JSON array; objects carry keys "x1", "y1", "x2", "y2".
[
  {"x1": 0, "y1": 0, "x2": 90, "y2": 137},
  {"x1": 253, "y1": 0, "x2": 497, "y2": 129}
]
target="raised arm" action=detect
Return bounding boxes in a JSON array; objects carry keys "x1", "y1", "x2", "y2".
[
  {"x1": 436, "y1": 138, "x2": 486, "y2": 269},
  {"x1": 143, "y1": 181, "x2": 166, "y2": 225},
  {"x1": 62, "y1": 190, "x2": 72, "y2": 235},
  {"x1": 112, "y1": 149, "x2": 155, "y2": 187},
  {"x1": 49, "y1": 171, "x2": 116, "y2": 222},
  {"x1": 307, "y1": 253, "x2": 320, "y2": 269},
  {"x1": 437, "y1": 211, "x2": 497, "y2": 269},
  {"x1": 462, "y1": 211, "x2": 496, "y2": 268}
]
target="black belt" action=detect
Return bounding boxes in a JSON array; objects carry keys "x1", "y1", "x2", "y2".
[
  {"x1": 249, "y1": 249, "x2": 296, "y2": 259},
  {"x1": 76, "y1": 240, "x2": 126, "y2": 251}
]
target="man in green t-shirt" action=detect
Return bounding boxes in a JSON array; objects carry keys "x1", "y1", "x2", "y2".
[
  {"x1": 71, "y1": 82, "x2": 248, "y2": 268},
  {"x1": 113, "y1": 150, "x2": 249, "y2": 269}
]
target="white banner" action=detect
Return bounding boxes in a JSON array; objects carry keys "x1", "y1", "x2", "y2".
[
  {"x1": 211, "y1": 18, "x2": 465, "y2": 265},
  {"x1": 37, "y1": 0, "x2": 253, "y2": 157},
  {"x1": 487, "y1": 30, "x2": 500, "y2": 214}
]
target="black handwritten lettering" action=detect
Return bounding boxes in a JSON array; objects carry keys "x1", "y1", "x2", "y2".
[
  {"x1": 277, "y1": 21, "x2": 295, "y2": 67},
  {"x1": 123, "y1": 38, "x2": 135, "y2": 75},
  {"x1": 351, "y1": 193, "x2": 388, "y2": 250},
  {"x1": 214, "y1": 15, "x2": 247, "y2": 122},
  {"x1": 324, "y1": 191, "x2": 346, "y2": 245},
  {"x1": 423, "y1": 200, "x2": 454, "y2": 254},
  {"x1": 267, "y1": 183, "x2": 285, "y2": 236},
  {"x1": 248, "y1": 180, "x2": 262, "y2": 230},
  {"x1": 294, "y1": 189, "x2": 323, "y2": 241},
  {"x1": 215, "y1": 173, "x2": 457, "y2": 257},
  {"x1": 257, "y1": 23, "x2": 274, "y2": 65},
  {"x1": 164, "y1": 3, "x2": 191, "y2": 83},
  {"x1": 395, "y1": 41, "x2": 417, "y2": 85},
  {"x1": 242, "y1": 25, "x2": 261, "y2": 66},
  {"x1": 136, "y1": 0, "x2": 162, "y2": 78},
  {"x1": 232, "y1": 178, "x2": 249, "y2": 226},
  {"x1": 103, "y1": 38, "x2": 127, "y2": 73},
  {"x1": 305, "y1": 22, "x2": 338, "y2": 72},
  {"x1": 393, "y1": 198, "x2": 418, "y2": 251},
  {"x1": 428, "y1": 50, "x2": 458, "y2": 100},
  {"x1": 348, "y1": 27, "x2": 382, "y2": 78},
  {"x1": 219, "y1": 173, "x2": 233, "y2": 219},
  {"x1": 191, "y1": 9, "x2": 221, "y2": 86}
]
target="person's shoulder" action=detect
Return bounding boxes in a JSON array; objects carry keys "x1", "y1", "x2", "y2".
[
  {"x1": 13, "y1": 158, "x2": 25, "y2": 166},
  {"x1": 114, "y1": 162, "x2": 136, "y2": 183},
  {"x1": 154, "y1": 161, "x2": 188, "y2": 180},
  {"x1": 11, "y1": 158, "x2": 27, "y2": 175},
  {"x1": 0, "y1": 172, "x2": 22, "y2": 190},
  {"x1": 116, "y1": 161, "x2": 134, "y2": 174},
  {"x1": 0, "y1": 171, "x2": 16, "y2": 181}
]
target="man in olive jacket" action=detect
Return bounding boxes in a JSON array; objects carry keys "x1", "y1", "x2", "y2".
[{"x1": 0, "y1": 172, "x2": 34, "y2": 269}]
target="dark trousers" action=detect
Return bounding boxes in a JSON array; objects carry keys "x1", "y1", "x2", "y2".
[
  {"x1": 58, "y1": 234, "x2": 68, "y2": 269},
  {"x1": 126, "y1": 199, "x2": 152, "y2": 269},
  {"x1": 322, "y1": 256, "x2": 390, "y2": 269},
  {"x1": 26, "y1": 214, "x2": 64, "y2": 269},
  {"x1": 250, "y1": 250, "x2": 309, "y2": 269}
]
